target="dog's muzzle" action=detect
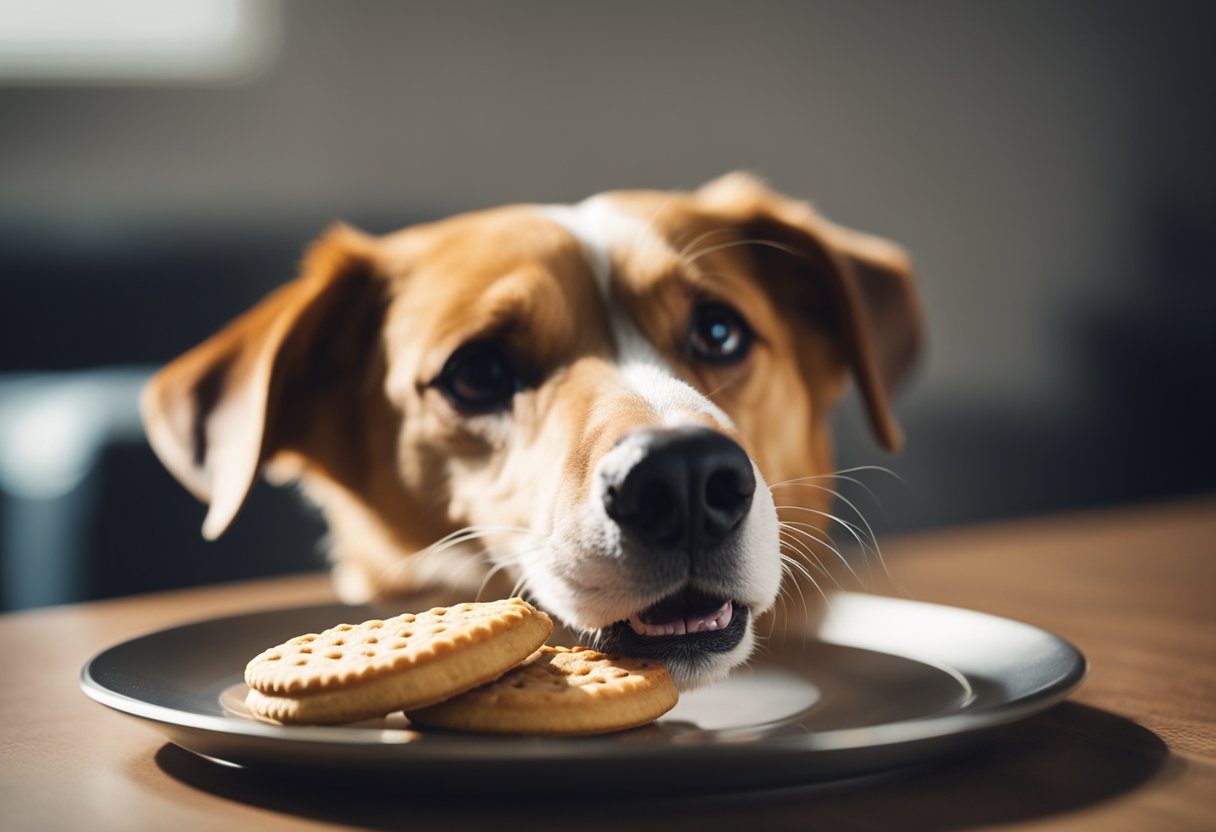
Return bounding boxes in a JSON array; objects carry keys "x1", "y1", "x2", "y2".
[{"x1": 596, "y1": 426, "x2": 757, "y2": 662}]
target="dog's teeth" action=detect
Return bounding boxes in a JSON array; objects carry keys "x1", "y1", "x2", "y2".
[
  {"x1": 626, "y1": 600, "x2": 733, "y2": 637},
  {"x1": 715, "y1": 601, "x2": 734, "y2": 630}
]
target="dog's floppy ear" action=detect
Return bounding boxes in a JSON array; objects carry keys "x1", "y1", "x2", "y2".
[
  {"x1": 696, "y1": 172, "x2": 924, "y2": 452},
  {"x1": 141, "y1": 224, "x2": 383, "y2": 539}
]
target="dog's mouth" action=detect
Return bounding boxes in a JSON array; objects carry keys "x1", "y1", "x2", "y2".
[
  {"x1": 627, "y1": 587, "x2": 734, "y2": 636},
  {"x1": 592, "y1": 586, "x2": 749, "y2": 664}
]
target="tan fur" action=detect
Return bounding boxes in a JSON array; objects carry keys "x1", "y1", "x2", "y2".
[{"x1": 142, "y1": 173, "x2": 922, "y2": 609}]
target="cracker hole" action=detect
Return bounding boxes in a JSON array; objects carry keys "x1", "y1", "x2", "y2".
[
  {"x1": 613, "y1": 670, "x2": 629, "y2": 678},
  {"x1": 336, "y1": 624, "x2": 353, "y2": 631},
  {"x1": 326, "y1": 652, "x2": 343, "y2": 660},
  {"x1": 332, "y1": 639, "x2": 345, "y2": 646},
  {"x1": 432, "y1": 626, "x2": 447, "y2": 634},
  {"x1": 267, "y1": 655, "x2": 281, "y2": 661},
  {"x1": 575, "y1": 667, "x2": 591, "y2": 676},
  {"x1": 392, "y1": 641, "x2": 408, "y2": 650},
  {"x1": 365, "y1": 637, "x2": 378, "y2": 644},
  {"x1": 299, "y1": 647, "x2": 312, "y2": 654},
  {"x1": 295, "y1": 660, "x2": 307, "y2": 666},
  {"x1": 363, "y1": 650, "x2": 376, "y2": 657}
]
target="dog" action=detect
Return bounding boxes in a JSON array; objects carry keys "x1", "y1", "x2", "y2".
[{"x1": 141, "y1": 173, "x2": 922, "y2": 688}]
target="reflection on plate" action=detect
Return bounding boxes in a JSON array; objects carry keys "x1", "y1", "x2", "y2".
[{"x1": 81, "y1": 592, "x2": 1085, "y2": 793}]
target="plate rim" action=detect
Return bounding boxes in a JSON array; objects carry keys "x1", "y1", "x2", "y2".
[{"x1": 80, "y1": 591, "x2": 1087, "y2": 760}]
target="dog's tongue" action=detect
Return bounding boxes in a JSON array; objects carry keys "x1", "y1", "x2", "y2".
[{"x1": 628, "y1": 589, "x2": 733, "y2": 637}]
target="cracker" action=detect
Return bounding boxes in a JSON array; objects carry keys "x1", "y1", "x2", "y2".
[
  {"x1": 405, "y1": 646, "x2": 679, "y2": 735},
  {"x1": 243, "y1": 598, "x2": 552, "y2": 725}
]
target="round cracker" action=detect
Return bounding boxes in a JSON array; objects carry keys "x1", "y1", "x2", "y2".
[
  {"x1": 243, "y1": 598, "x2": 552, "y2": 725},
  {"x1": 405, "y1": 646, "x2": 679, "y2": 736}
]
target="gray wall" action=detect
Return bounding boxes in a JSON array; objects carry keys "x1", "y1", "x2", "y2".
[{"x1": 4, "y1": 1, "x2": 1211, "y2": 400}]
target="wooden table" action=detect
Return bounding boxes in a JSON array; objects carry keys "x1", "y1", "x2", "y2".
[{"x1": 2, "y1": 498, "x2": 1213, "y2": 831}]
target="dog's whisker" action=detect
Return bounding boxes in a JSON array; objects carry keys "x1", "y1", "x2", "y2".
[
  {"x1": 775, "y1": 557, "x2": 800, "y2": 599},
  {"x1": 458, "y1": 540, "x2": 531, "y2": 581},
  {"x1": 832, "y1": 464, "x2": 909, "y2": 487},
  {"x1": 466, "y1": 542, "x2": 529, "y2": 585},
  {"x1": 774, "y1": 504, "x2": 878, "y2": 557},
  {"x1": 779, "y1": 539, "x2": 846, "y2": 596},
  {"x1": 779, "y1": 551, "x2": 831, "y2": 613},
  {"x1": 769, "y1": 587, "x2": 790, "y2": 642},
  {"x1": 472, "y1": 544, "x2": 549, "y2": 601},
  {"x1": 772, "y1": 571, "x2": 806, "y2": 657},
  {"x1": 769, "y1": 464, "x2": 906, "y2": 489},
  {"x1": 410, "y1": 526, "x2": 549, "y2": 564},
  {"x1": 684, "y1": 237, "x2": 805, "y2": 268},
  {"x1": 783, "y1": 552, "x2": 822, "y2": 622},
  {"x1": 771, "y1": 474, "x2": 880, "y2": 511},
  {"x1": 768, "y1": 466, "x2": 905, "y2": 519},
  {"x1": 777, "y1": 532, "x2": 834, "y2": 581},
  {"x1": 781, "y1": 490, "x2": 893, "y2": 588},
  {"x1": 770, "y1": 581, "x2": 798, "y2": 641},
  {"x1": 428, "y1": 525, "x2": 549, "y2": 550},
  {"x1": 508, "y1": 571, "x2": 532, "y2": 601},
  {"x1": 389, "y1": 537, "x2": 530, "y2": 581},
  {"x1": 375, "y1": 539, "x2": 482, "y2": 586},
  {"x1": 778, "y1": 546, "x2": 835, "y2": 596},
  {"x1": 775, "y1": 507, "x2": 872, "y2": 554},
  {"x1": 779, "y1": 531, "x2": 860, "y2": 594},
  {"x1": 675, "y1": 226, "x2": 739, "y2": 265},
  {"x1": 774, "y1": 482, "x2": 886, "y2": 558},
  {"x1": 473, "y1": 561, "x2": 512, "y2": 602},
  {"x1": 375, "y1": 526, "x2": 550, "y2": 588},
  {"x1": 777, "y1": 551, "x2": 816, "y2": 622},
  {"x1": 779, "y1": 521, "x2": 864, "y2": 587},
  {"x1": 828, "y1": 490, "x2": 894, "y2": 586},
  {"x1": 775, "y1": 504, "x2": 883, "y2": 587},
  {"x1": 422, "y1": 524, "x2": 546, "y2": 549}
]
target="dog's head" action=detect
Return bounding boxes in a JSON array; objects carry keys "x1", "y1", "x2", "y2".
[{"x1": 142, "y1": 173, "x2": 921, "y2": 687}]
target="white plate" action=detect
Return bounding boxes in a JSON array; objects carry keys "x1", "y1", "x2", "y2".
[{"x1": 80, "y1": 592, "x2": 1085, "y2": 793}]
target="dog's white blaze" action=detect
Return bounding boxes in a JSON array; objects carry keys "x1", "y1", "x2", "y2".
[
  {"x1": 538, "y1": 198, "x2": 731, "y2": 427},
  {"x1": 534, "y1": 199, "x2": 783, "y2": 688},
  {"x1": 537, "y1": 196, "x2": 657, "y2": 299},
  {"x1": 536, "y1": 201, "x2": 609, "y2": 297}
]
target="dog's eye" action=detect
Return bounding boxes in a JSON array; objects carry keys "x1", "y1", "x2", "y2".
[
  {"x1": 436, "y1": 341, "x2": 521, "y2": 412},
  {"x1": 687, "y1": 301, "x2": 754, "y2": 364}
]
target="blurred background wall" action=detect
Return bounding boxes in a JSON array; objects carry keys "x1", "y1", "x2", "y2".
[{"x1": 1, "y1": 0, "x2": 1212, "y2": 610}]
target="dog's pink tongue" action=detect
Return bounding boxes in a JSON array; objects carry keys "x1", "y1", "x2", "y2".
[{"x1": 628, "y1": 599, "x2": 733, "y2": 637}]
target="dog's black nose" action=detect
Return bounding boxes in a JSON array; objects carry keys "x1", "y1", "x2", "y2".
[{"x1": 605, "y1": 427, "x2": 756, "y2": 553}]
